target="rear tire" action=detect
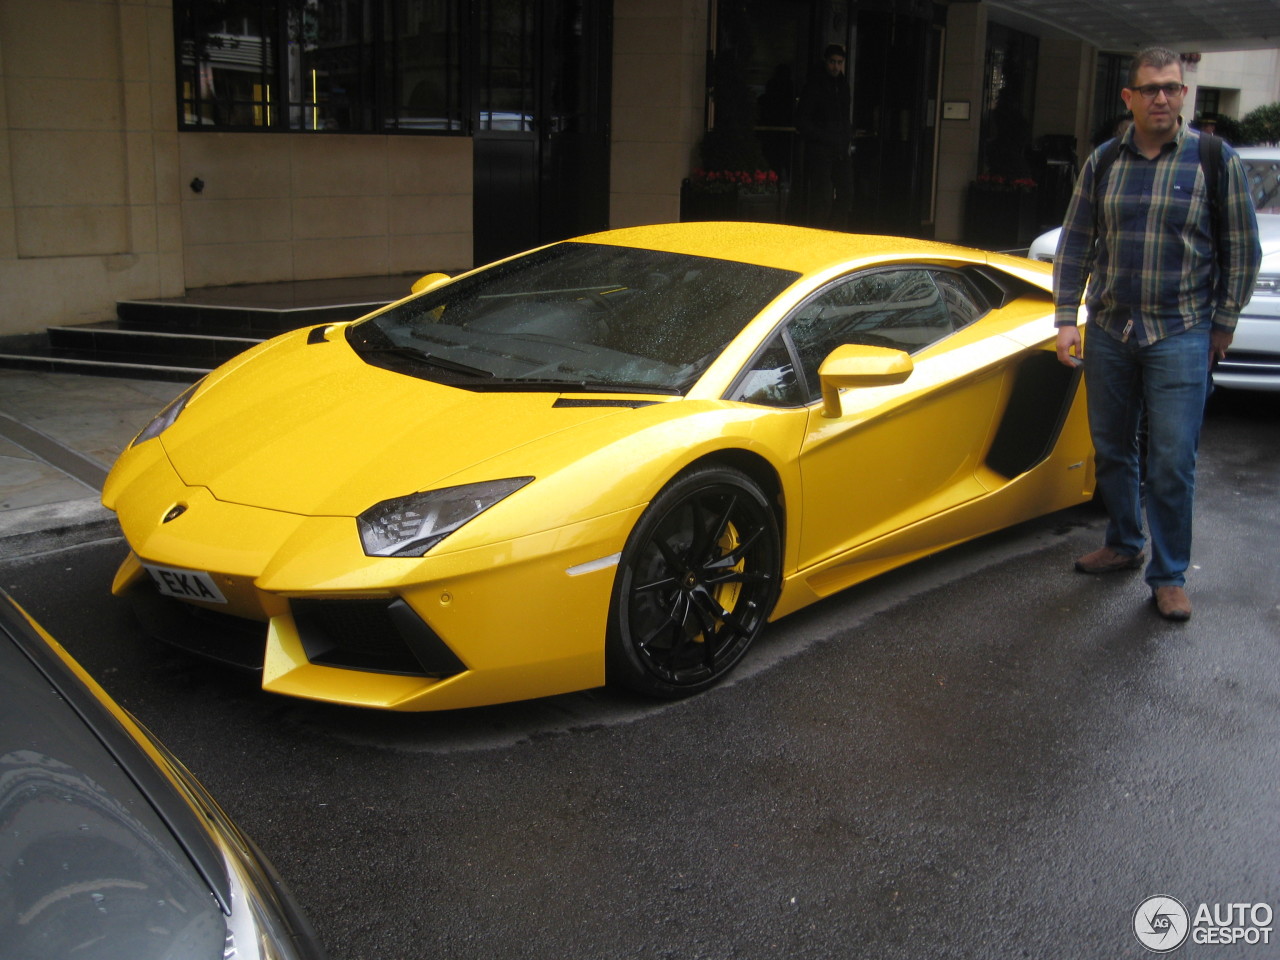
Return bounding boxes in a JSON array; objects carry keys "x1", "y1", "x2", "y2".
[{"x1": 606, "y1": 465, "x2": 781, "y2": 698}]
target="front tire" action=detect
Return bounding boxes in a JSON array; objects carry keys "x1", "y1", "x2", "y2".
[{"x1": 606, "y1": 465, "x2": 781, "y2": 698}]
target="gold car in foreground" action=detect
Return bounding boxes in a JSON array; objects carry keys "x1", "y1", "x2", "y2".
[{"x1": 103, "y1": 223, "x2": 1093, "y2": 710}]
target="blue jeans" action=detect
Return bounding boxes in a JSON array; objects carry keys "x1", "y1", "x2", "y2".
[{"x1": 1084, "y1": 319, "x2": 1211, "y2": 588}]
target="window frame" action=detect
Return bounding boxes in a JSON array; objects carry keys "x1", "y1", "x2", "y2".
[
  {"x1": 174, "y1": 0, "x2": 468, "y2": 135},
  {"x1": 726, "y1": 264, "x2": 996, "y2": 408}
]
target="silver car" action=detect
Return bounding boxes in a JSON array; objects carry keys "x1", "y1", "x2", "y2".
[{"x1": 1026, "y1": 145, "x2": 1280, "y2": 391}]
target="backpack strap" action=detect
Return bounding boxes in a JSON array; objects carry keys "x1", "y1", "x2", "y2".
[
  {"x1": 1198, "y1": 130, "x2": 1223, "y2": 245},
  {"x1": 1198, "y1": 131, "x2": 1222, "y2": 198},
  {"x1": 1090, "y1": 137, "x2": 1123, "y2": 236},
  {"x1": 1091, "y1": 136, "x2": 1124, "y2": 203}
]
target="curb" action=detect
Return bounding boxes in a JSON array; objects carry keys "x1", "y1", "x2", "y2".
[{"x1": 0, "y1": 499, "x2": 123, "y2": 559}]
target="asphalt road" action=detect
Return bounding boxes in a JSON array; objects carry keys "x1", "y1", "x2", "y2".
[{"x1": 3, "y1": 390, "x2": 1278, "y2": 960}]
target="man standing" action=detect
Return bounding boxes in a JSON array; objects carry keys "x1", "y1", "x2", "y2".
[
  {"x1": 1054, "y1": 46, "x2": 1260, "y2": 621},
  {"x1": 795, "y1": 44, "x2": 853, "y2": 229}
]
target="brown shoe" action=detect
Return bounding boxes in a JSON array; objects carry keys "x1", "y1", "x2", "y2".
[
  {"x1": 1152, "y1": 586, "x2": 1192, "y2": 621},
  {"x1": 1074, "y1": 546, "x2": 1145, "y2": 574}
]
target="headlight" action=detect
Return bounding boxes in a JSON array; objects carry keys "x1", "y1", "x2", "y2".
[
  {"x1": 357, "y1": 477, "x2": 533, "y2": 557},
  {"x1": 1253, "y1": 274, "x2": 1280, "y2": 296},
  {"x1": 131, "y1": 380, "x2": 203, "y2": 447}
]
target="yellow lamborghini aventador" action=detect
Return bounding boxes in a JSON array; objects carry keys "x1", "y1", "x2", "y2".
[{"x1": 102, "y1": 222, "x2": 1094, "y2": 711}]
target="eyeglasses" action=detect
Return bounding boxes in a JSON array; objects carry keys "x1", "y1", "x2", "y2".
[{"x1": 1129, "y1": 82, "x2": 1186, "y2": 100}]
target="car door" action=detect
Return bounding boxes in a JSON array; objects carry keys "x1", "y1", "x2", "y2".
[{"x1": 783, "y1": 265, "x2": 1017, "y2": 572}]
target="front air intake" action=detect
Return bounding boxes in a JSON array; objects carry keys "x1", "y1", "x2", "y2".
[{"x1": 292, "y1": 598, "x2": 466, "y2": 678}]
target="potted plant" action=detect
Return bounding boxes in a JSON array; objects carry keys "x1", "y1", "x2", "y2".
[
  {"x1": 681, "y1": 51, "x2": 781, "y2": 223},
  {"x1": 684, "y1": 167, "x2": 781, "y2": 222}
]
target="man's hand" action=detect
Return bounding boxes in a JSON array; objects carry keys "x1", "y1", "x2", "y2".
[
  {"x1": 1056, "y1": 325, "x2": 1083, "y2": 368},
  {"x1": 1210, "y1": 328, "x2": 1233, "y2": 362}
]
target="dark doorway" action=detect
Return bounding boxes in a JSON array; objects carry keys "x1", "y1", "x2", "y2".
[
  {"x1": 849, "y1": 7, "x2": 942, "y2": 236},
  {"x1": 472, "y1": 0, "x2": 611, "y2": 266},
  {"x1": 707, "y1": 0, "x2": 940, "y2": 237}
]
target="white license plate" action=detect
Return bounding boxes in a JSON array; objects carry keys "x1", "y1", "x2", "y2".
[{"x1": 145, "y1": 564, "x2": 228, "y2": 604}]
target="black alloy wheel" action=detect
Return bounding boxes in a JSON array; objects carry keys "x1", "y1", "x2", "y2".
[{"x1": 607, "y1": 465, "x2": 782, "y2": 698}]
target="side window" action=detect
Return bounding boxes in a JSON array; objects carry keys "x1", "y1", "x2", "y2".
[
  {"x1": 932, "y1": 270, "x2": 989, "y2": 329},
  {"x1": 787, "y1": 268, "x2": 950, "y2": 399},
  {"x1": 729, "y1": 333, "x2": 804, "y2": 407},
  {"x1": 1245, "y1": 157, "x2": 1280, "y2": 214}
]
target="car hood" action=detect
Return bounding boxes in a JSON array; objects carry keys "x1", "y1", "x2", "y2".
[
  {"x1": 0, "y1": 610, "x2": 229, "y2": 958},
  {"x1": 160, "y1": 329, "x2": 659, "y2": 516}
]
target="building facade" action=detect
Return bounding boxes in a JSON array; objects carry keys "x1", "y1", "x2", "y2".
[{"x1": 1, "y1": 0, "x2": 1276, "y2": 338}]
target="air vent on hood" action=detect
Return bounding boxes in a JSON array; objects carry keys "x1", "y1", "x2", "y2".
[{"x1": 552, "y1": 398, "x2": 660, "y2": 409}]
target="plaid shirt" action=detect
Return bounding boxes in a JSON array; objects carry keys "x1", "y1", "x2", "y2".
[{"x1": 1053, "y1": 124, "x2": 1261, "y2": 345}]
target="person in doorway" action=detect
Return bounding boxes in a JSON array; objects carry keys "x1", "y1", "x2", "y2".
[
  {"x1": 795, "y1": 44, "x2": 853, "y2": 229},
  {"x1": 1053, "y1": 46, "x2": 1260, "y2": 621}
]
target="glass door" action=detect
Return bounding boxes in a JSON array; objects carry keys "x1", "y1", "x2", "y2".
[{"x1": 472, "y1": 0, "x2": 610, "y2": 265}]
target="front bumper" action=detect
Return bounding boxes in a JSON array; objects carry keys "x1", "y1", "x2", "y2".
[
  {"x1": 109, "y1": 467, "x2": 640, "y2": 711},
  {"x1": 1215, "y1": 310, "x2": 1280, "y2": 391}
]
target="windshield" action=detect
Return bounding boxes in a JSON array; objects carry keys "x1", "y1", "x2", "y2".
[
  {"x1": 1245, "y1": 156, "x2": 1280, "y2": 215},
  {"x1": 349, "y1": 242, "x2": 799, "y2": 393}
]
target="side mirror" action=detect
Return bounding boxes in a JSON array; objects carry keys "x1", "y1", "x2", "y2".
[
  {"x1": 818, "y1": 344, "x2": 914, "y2": 418},
  {"x1": 411, "y1": 272, "x2": 452, "y2": 295}
]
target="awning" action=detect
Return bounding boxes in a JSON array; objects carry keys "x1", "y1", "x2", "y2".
[{"x1": 985, "y1": 0, "x2": 1280, "y2": 52}]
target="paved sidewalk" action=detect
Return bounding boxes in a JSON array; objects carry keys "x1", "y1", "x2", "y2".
[
  {"x1": 0, "y1": 370, "x2": 187, "y2": 556},
  {"x1": 0, "y1": 275, "x2": 421, "y2": 558}
]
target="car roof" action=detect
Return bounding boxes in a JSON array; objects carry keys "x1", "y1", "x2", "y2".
[{"x1": 576, "y1": 221, "x2": 992, "y2": 276}]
